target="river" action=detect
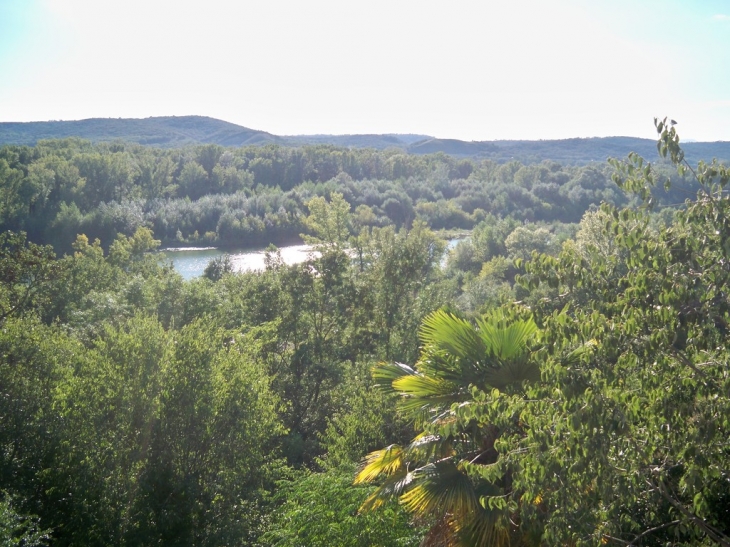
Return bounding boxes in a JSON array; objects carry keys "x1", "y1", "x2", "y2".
[{"x1": 162, "y1": 238, "x2": 466, "y2": 281}]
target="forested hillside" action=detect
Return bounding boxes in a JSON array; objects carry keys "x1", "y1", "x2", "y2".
[
  {"x1": 1, "y1": 122, "x2": 730, "y2": 546},
  {"x1": 0, "y1": 117, "x2": 283, "y2": 148},
  {"x1": 0, "y1": 136, "x2": 704, "y2": 256},
  {"x1": 2, "y1": 115, "x2": 730, "y2": 164}
]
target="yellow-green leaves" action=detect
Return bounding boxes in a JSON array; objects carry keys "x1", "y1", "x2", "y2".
[
  {"x1": 354, "y1": 444, "x2": 404, "y2": 484},
  {"x1": 302, "y1": 192, "x2": 352, "y2": 248}
]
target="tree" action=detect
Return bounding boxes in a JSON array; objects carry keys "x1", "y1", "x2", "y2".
[
  {"x1": 0, "y1": 232, "x2": 62, "y2": 322},
  {"x1": 53, "y1": 315, "x2": 285, "y2": 545},
  {"x1": 302, "y1": 192, "x2": 352, "y2": 249},
  {"x1": 355, "y1": 308, "x2": 543, "y2": 546},
  {"x1": 504, "y1": 225, "x2": 556, "y2": 262},
  {"x1": 354, "y1": 222, "x2": 448, "y2": 363},
  {"x1": 107, "y1": 226, "x2": 161, "y2": 271},
  {"x1": 495, "y1": 119, "x2": 730, "y2": 546},
  {"x1": 203, "y1": 253, "x2": 233, "y2": 281}
]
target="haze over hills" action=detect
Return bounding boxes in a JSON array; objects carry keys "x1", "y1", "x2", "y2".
[
  {"x1": 0, "y1": 116, "x2": 284, "y2": 148},
  {"x1": 1, "y1": 115, "x2": 729, "y2": 165}
]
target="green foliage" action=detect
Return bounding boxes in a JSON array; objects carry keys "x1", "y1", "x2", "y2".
[
  {"x1": 0, "y1": 136, "x2": 649, "y2": 253},
  {"x1": 0, "y1": 305, "x2": 286, "y2": 545},
  {"x1": 0, "y1": 232, "x2": 61, "y2": 322},
  {"x1": 262, "y1": 467, "x2": 422, "y2": 547},
  {"x1": 202, "y1": 253, "x2": 233, "y2": 281},
  {"x1": 107, "y1": 226, "x2": 161, "y2": 268},
  {"x1": 0, "y1": 494, "x2": 50, "y2": 547},
  {"x1": 319, "y1": 361, "x2": 412, "y2": 470},
  {"x1": 499, "y1": 124, "x2": 730, "y2": 546},
  {"x1": 353, "y1": 222, "x2": 449, "y2": 363},
  {"x1": 302, "y1": 192, "x2": 352, "y2": 248},
  {"x1": 5, "y1": 119, "x2": 730, "y2": 546},
  {"x1": 504, "y1": 225, "x2": 556, "y2": 262}
]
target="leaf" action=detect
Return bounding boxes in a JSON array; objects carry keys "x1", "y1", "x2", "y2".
[
  {"x1": 400, "y1": 460, "x2": 478, "y2": 517},
  {"x1": 483, "y1": 355, "x2": 540, "y2": 389},
  {"x1": 419, "y1": 309, "x2": 486, "y2": 368},
  {"x1": 476, "y1": 314, "x2": 538, "y2": 361},
  {"x1": 371, "y1": 362, "x2": 416, "y2": 393},
  {"x1": 358, "y1": 467, "x2": 413, "y2": 512},
  {"x1": 354, "y1": 444, "x2": 404, "y2": 484}
]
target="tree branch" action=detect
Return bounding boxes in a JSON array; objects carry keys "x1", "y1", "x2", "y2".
[
  {"x1": 652, "y1": 479, "x2": 730, "y2": 547},
  {"x1": 627, "y1": 519, "x2": 681, "y2": 546}
]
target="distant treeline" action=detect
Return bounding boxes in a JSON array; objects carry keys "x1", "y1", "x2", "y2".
[{"x1": 0, "y1": 138, "x2": 697, "y2": 252}]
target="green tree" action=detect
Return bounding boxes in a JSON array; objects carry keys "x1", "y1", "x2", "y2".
[
  {"x1": 55, "y1": 315, "x2": 285, "y2": 545},
  {"x1": 302, "y1": 192, "x2": 352, "y2": 249},
  {"x1": 0, "y1": 232, "x2": 62, "y2": 322},
  {"x1": 202, "y1": 253, "x2": 233, "y2": 281},
  {"x1": 493, "y1": 120, "x2": 730, "y2": 546},
  {"x1": 107, "y1": 226, "x2": 161, "y2": 272},
  {"x1": 504, "y1": 225, "x2": 556, "y2": 262},
  {"x1": 0, "y1": 160, "x2": 24, "y2": 226},
  {"x1": 354, "y1": 222, "x2": 448, "y2": 362}
]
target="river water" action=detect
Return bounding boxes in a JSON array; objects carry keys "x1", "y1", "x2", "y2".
[
  {"x1": 161, "y1": 245, "x2": 316, "y2": 280},
  {"x1": 163, "y1": 238, "x2": 466, "y2": 281}
]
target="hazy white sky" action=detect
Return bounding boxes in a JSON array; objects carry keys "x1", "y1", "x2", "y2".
[{"x1": 1, "y1": 0, "x2": 729, "y2": 141}]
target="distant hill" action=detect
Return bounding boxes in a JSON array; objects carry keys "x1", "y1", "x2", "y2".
[
  {"x1": 0, "y1": 116, "x2": 283, "y2": 148},
  {"x1": 406, "y1": 136, "x2": 730, "y2": 165},
  {"x1": 284, "y1": 133, "x2": 431, "y2": 148},
  {"x1": 1, "y1": 115, "x2": 728, "y2": 165}
]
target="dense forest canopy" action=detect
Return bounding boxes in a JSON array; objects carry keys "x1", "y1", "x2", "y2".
[
  {"x1": 1, "y1": 121, "x2": 730, "y2": 546},
  {"x1": 0, "y1": 134, "x2": 706, "y2": 255}
]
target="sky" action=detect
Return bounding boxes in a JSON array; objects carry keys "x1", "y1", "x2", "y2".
[{"x1": 0, "y1": 0, "x2": 729, "y2": 141}]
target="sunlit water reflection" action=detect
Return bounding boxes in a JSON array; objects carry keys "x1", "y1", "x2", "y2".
[
  {"x1": 164, "y1": 238, "x2": 467, "y2": 281},
  {"x1": 161, "y1": 245, "x2": 317, "y2": 280}
]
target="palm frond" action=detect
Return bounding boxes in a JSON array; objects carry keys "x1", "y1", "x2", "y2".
[
  {"x1": 371, "y1": 362, "x2": 416, "y2": 394},
  {"x1": 391, "y1": 372, "x2": 466, "y2": 421},
  {"x1": 456, "y1": 509, "x2": 510, "y2": 547},
  {"x1": 419, "y1": 515, "x2": 459, "y2": 547},
  {"x1": 415, "y1": 351, "x2": 483, "y2": 387},
  {"x1": 400, "y1": 460, "x2": 478, "y2": 517},
  {"x1": 359, "y1": 307, "x2": 540, "y2": 546},
  {"x1": 354, "y1": 444, "x2": 404, "y2": 484},
  {"x1": 420, "y1": 309, "x2": 486, "y2": 367},
  {"x1": 358, "y1": 467, "x2": 413, "y2": 512},
  {"x1": 392, "y1": 373, "x2": 460, "y2": 400},
  {"x1": 405, "y1": 433, "x2": 455, "y2": 464},
  {"x1": 476, "y1": 314, "x2": 538, "y2": 361}
]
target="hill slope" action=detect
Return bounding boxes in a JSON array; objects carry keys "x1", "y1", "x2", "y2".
[
  {"x1": 0, "y1": 116, "x2": 283, "y2": 147},
  {"x1": 1, "y1": 116, "x2": 728, "y2": 164}
]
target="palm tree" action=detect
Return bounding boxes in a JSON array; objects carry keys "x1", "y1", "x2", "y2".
[{"x1": 354, "y1": 308, "x2": 540, "y2": 547}]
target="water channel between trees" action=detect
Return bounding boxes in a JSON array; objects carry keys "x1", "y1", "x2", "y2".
[{"x1": 162, "y1": 238, "x2": 465, "y2": 280}]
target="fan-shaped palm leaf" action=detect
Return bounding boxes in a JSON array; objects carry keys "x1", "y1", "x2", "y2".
[
  {"x1": 400, "y1": 460, "x2": 479, "y2": 517},
  {"x1": 483, "y1": 354, "x2": 541, "y2": 390},
  {"x1": 404, "y1": 433, "x2": 455, "y2": 463},
  {"x1": 391, "y1": 373, "x2": 463, "y2": 416},
  {"x1": 475, "y1": 313, "x2": 538, "y2": 362},
  {"x1": 419, "y1": 309, "x2": 487, "y2": 369},
  {"x1": 354, "y1": 444, "x2": 404, "y2": 484},
  {"x1": 371, "y1": 361, "x2": 416, "y2": 393},
  {"x1": 358, "y1": 467, "x2": 413, "y2": 512}
]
